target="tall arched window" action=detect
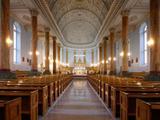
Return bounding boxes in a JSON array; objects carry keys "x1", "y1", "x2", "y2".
[
  {"x1": 140, "y1": 23, "x2": 148, "y2": 65},
  {"x1": 13, "y1": 22, "x2": 21, "y2": 64}
]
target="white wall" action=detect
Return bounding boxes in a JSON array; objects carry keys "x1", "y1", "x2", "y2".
[
  {"x1": 115, "y1": 20, "x2": 150, "y2": 73},
  {"x1": 10, "y1": 18, "x2": 32, "y2": 71},
  {"x1": 8, "y1": 18, "x2": 151, "y2": 73}
]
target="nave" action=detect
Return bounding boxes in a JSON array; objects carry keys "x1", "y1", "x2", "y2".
[
  {"x1": 0, "y1": 0, "x2": 160, "y2": 120},
  {"x1": 45, "y1": 79, "x2": 113, "y2": 120}
]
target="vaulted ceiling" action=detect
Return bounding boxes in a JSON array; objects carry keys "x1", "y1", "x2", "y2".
[
  {"x1": 48, "y1": 0, "x2": 113, "y2": 47},
  {"x1": 10, "y1": 0, "x2": 150, "y2": 49}
]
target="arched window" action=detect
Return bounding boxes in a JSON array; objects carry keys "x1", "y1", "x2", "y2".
[
  {"x1": 140, "y1": 23, "x2": 148, "y2": 65},
  {"x1": 13, "y1": 22, "x2": 21, "y2": 64}
]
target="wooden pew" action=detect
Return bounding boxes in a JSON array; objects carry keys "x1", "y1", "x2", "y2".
[
  {"x1": 6, "y1": 74, "x2": 72, "y2": 106},
  {"x1": 24, "y1": 75, "x2": 72, "y2": 102},
  {"x1": 104, "y1": 80, "x2": 142, "y2": 108},
  {"x1": 14, "y1": 71, "x2": 28, "y2": 78},
  {"x1": 100, "y1": 76, "x2": 105, "y2": 101},
  {"x1": 87, "y1": 74, "x2": 160, "y2": 120},
  {"x1": 130, "y1": 72, "x2": 145, "y2": 79},
  {"x1": 111, "y1": 86, "x2": 160, "y2": 117},
  {"x1": 10, "y1": 79, "x2": 54, "y2": 107},
  {"x1": 0, "y1": 90, "x2": 38, "y2": 120},
  {"x1": 136, "y1": 99, "x2": 160, "y2": 120},
  {"x1": 0, "y1": 97, "x2": 21, "y2": 120},
  {"x1": 3, "y1": 84, "x2": 48, "y2": 116},
  {"x1": 120, "y1": 92, "x2": 160, "y2": 120}
]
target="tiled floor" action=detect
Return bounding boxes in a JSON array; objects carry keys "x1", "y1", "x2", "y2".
[{"x1": 44, "y1": 79, "x2": 113, "y2": 120}]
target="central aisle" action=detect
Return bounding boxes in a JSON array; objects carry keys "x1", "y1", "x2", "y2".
[{"x1": 45, "y1": 79, "x2": 113, "y2": 120}]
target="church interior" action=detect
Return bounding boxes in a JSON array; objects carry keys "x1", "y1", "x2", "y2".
[{"x1": 0, "y1": 0, "x2": 160, "y2": 120}]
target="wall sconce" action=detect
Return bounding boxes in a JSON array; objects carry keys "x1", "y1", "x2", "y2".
[
  {"x1": 29, "y1": 51, "x2": 32, "y2": 56},
  {"x1": 127, "y1": 52, "x2": 131, "y2": 57},
  {"x1": 108, "y1": 57, "x2": 111, "y2": 61},
  {"x1": 36, "y1": 51, "x2": 40, "y2": 56},
  {"x1": 147, "y1": 39, "x2": 154, "y2": 47},
  {"x1": 120, "y1": 52, "x2": 124, "y2": 57},
  {"x1": 6, "y1": 38, "x2": 13, "y2": 47},
  {"x1": 106, "y1": 60, "x2": 109, "y2": 64},
  {"x1": 113, "y1": 57, "x2": 116, "y2": 61},
  {"x1": 101, "y1": 60, "x2": 104, "y2": 64}
]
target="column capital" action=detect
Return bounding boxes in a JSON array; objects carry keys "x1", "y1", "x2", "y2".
[
  {"x1": 121, "y1": 10, "x2": 130, "y2": 16},
  {"x1": 103, "y1": 36, "x2": 108, "y2": 41},
  {"x1": 52, "y1": 36, "x2": 57, "y2": 41},
  {"x1": 99, "y1": 43, "x2": 102, "y2": 47},
  {"x1": 57, "y1": 43, "x2": 61, "y2": 47},
  {"x1": 109, "y1": 28, "x2": 115, "y2": 33},
  {"x1": 44, "y1": 27, "x2": 50, "y2": 32},
  {"x1": 30, "y1": 9, "x2": 39, "y2": 16}
]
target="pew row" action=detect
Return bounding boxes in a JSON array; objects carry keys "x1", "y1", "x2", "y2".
[
  {"x1": 120, "y1": 92, "x2": 160, "y2": 120},
  {"x1": 0, "y1": 74, "x2": 73, "y2": 120},
  {"x1": 87, "y1": 74, "x2": 160, "y2": 120},
  {"x1": 136, "y1": 99, "x2": 160, "y2": 120},
  {"x1": 0, "y1": 97, "x2": 21, "y2": 120},
  {"x1": 0, "y1": 90, "x2": 38, "y2": 120},
  {"x1": 0, "y1": 85, "x2": 48, "y2": 116}
]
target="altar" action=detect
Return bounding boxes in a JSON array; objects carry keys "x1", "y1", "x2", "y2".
[
  {"x1": 73, "y1": 67, "x2": 87, "y2": 75},
  {"x1": 73, "y1": 58, "x2": 87, "y2": 75}
]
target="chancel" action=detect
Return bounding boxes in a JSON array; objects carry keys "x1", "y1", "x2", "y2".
[{"x1": 0, "y1": 0, "x2": 160, "y2": 120}]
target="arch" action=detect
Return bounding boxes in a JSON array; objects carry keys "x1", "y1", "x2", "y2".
[
  {"x1": 58, "y1": 9, "x2": 101, "y2": 27},
  {"x1": 62, "y1": 21, "x2": 97, "y2": 45},
  {"x1": 56, "y1": 8, "x2": 103, "y2": 23},
  {"x1": 13, "y1": 21, "x2": 21, "y2": 32},
  {"x1": 50, "y1": 0, "x2": 107, "y2": 11},
  {"x1": 61, "y1": 19, "x2": 99, "y2": 32},
  {"x1": 139, "y1": 22, "x2": 148, "y2": 65},
  {"x1": 13, "y1": 21, "x2": 21, "y2": 64}
]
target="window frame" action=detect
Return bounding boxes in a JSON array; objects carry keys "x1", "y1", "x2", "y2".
[
  {"x1": 139, "y1": 23, "x2": 148, "y2": 66},
  {"x1": 13, "y1": 22, "x2": 21, "y2": 64}
]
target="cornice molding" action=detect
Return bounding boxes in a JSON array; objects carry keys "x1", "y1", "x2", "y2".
[
  {"x1": 95, "y1": 0, "x2": 140, "y2": 46},
  {"x1": 31, "y1": 0, "x2": 64, "y2": 45},
  {"x1": 30, "y1": 9, "x2": 39, "y2": 16},
  {"x1": 44, "y1": 27, "x2": 50, "y2": 32},
  {"x1": 121, "y1": 10, "x2": 130, "y2": 16},
  {"x1": 30, "y1": 0, "x2": 147, "y2": 49},
  {"x1": 94, "y1": 0, "x2": 129, "y2": 45}
]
